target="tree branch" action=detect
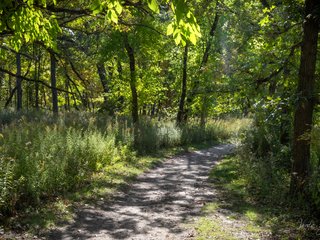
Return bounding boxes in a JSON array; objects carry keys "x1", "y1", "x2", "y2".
[
  {"x1": 256, "y1": 42, "x2": 301, "y2": 86},
  {"x1": 0, "y1": 67, "x2": 74, "y2": 94}
]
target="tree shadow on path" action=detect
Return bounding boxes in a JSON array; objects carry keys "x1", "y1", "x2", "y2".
[{"x1": 47, "y1": 144, "x2": 234, "y2": 240}]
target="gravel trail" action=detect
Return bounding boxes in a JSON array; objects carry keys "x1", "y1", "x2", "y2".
[{"x1": 48, "y1": 144, "x2": 234, "y2": 240}]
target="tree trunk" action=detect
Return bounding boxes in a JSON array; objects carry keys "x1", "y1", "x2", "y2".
[
  {"x1": 65, "y1": 75, "x2": 70, "y2": 111},
  {"x1": 0, "y1": 67, "x2": 4, "y2": 104},
  {"x1": 96, "y1": 62, "x2": 110, "y2": 109},
  {"x1": 177, "y1": 44, "x2": 189, "y2": 125},
  {"x1": 124, "y1": 35, "x2": 139, "y2": 124},
  {"x1": 16, "y1": 52, "x2": 22, "y2": 111},
  {"x1": 185, "y1": 9, "x2": 220, "y2": 122},
  {"x1": 290, "y1": 0, "x2": 319, "y2": 196},
  {"x1": 124, "y1": 34, "x2": 139, "y2": 147},
  {"x1": 200, "y1": 95, "x2": 208, "y2": 127},
  {"x1": 35, "y1": 45, "x2": 40, "y2": 110},
  {"x1": 50, "y1": 52, "x2": 58, "y2": 114}
]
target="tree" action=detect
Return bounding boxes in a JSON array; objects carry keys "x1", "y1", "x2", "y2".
[
  {"x1": 177, "y1": 44, "x2": 188, "y2": 125},
  {"x1": 50, "y1": 52, "x2": 59, "y2": 114},
  {"x1": 290, "y1": 0, "x2": 319, "y2": 196},
  {"x1": 123, "y1": 34, "x2": 139, "y2": 125},
  {"x1": 16, "y1": 52, "x2": 22, "y2": 111}
]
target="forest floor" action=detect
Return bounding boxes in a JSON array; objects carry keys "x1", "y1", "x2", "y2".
[{"x1": 2, "y1": 144, "x2": 295, "y2": 240}]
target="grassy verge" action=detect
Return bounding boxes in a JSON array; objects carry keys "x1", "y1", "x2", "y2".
[{"x1": 194, "y1": 155, "x2": 320, "y2": 240}]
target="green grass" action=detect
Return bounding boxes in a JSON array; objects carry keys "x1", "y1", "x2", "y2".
[
  {"x1": 194, "y1": 155, "x2": 320, "y2": 240},
  {"x1": 195, "y1": 217, "x2": 236, "y2": 240}
]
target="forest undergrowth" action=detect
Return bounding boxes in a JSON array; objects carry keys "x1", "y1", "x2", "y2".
[
  {"x1": 0, "y1": 110, "x2": 247, "y2": 234},
  {"x1": 195, "y1": 115, "x2": 320, "y2": 239}
]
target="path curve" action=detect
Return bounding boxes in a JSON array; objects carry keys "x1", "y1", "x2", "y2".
[{"x1": 48, "y1": 144, "x2": 234, "y2": 240}]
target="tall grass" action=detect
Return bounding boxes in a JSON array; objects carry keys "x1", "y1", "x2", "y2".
[{"x1": 0, "y1": 110, "x2": 247, "y2": 216}]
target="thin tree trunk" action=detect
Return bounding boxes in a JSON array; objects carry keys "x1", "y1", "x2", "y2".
[
  {"x1": 5, "y1": 87, "x2": 17, "y2": 109},
  {"x1": 50, "y1": 52, "x2": 58, "y2": 114},
  {"x1": 200, "y1": 95, "x2": 208, "y2": 127},
  {"x1": 290, "y1": 0, "x2": 319, "y2": 196},
  {"x1": 124, "y1": 34, "x2": 139, "y2": 147},
  {"x1": 65, "y1": 76, "x2": 70, "y2": 111},
  {"x1": 177, "y1": 44, "x2": 189, "y2": 125},
  {"x1": 8, "y1": 75, "x2": 13, "y2": 108},
  {"x1": 16, "y1": 52, "x2": 22, "y2": 111},
  {"x1": 151, "y1": 102, "x2": 156, "y2": 117},
  {"x1": 35, "y1": 46, "x2": 40, "y2": 110},
  {"x1": 0, "y1": 67, "x2": 4, "y2": 104},
  {"x1": 185, "y1": 8, "x2": 220, "y2": 122},
  {"x1": 42, "y1": 85, "x2": 46, "y2": 108},
  {"x1": 124, "y1": 34, "x2": 139, "y2": 124},
  {"x1": 96, "y1": 62, "x2": 109, "y2": 109}
]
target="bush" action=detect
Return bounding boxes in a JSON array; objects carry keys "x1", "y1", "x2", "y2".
[
  {"x1": 0, "y1": 122, "x2": 121, "y2": 210},
  {"x1": 0, "y1": 112, "x2": 241, "y2": 215},
  {"x1": 239, "y1": 117, "x2": 320, "y2": 211},
  {"x1": 310, "y1": 125, "x2": 320, "y2": 211}
]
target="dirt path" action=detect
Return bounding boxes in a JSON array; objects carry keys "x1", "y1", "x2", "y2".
[{"x1": 47, "y1": 144, "x2": 234, "y2": 240}]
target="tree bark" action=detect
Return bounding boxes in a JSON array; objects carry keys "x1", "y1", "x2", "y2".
[
  {"x1": 16, "y1": 52, "x2": 22, "y2": 111},
  {"x1": 50, "y1": 52, "x2": 58, "y2": 114},
  {"x1": 96, "y1": 62, "x2": 110, "y2": 109},
  {"x1": 177, "y1": 44, "x2": 189, "y2": 125},
  {"x1": 65, "y1": 74, "x2": 70, "y2": 111},
  {"x1": 124, "y1": 34, "x2": 139, "y2": 125},
  {"x1": 290, "y1": 0, "x2": 319, "y2": 196},
  {"x1": 35, "y1": 45, "x2": 41, "y2": 110},
  {"x1": 0, "y1": 67, "x2": 4, "y2": 104}
]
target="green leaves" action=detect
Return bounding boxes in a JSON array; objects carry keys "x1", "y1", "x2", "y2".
[
  {"x1": 147, "y1": 0, "x2": 159, "y2": 13},
  {"x1": 167, "y1": 23, "x2": 174, "y2": 35},
  {"x1": 166, "y1": 0, "x2": 201, "y2": 46},
  {"x1": 91, "y1": 0, "x2": 123, "y2": 24},
  {"x1": 1, "y1": 2, "x2": 61, "y2": 51}
]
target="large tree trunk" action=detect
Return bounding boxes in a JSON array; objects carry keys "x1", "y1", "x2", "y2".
[
  {"x1": 50, "y1": 52, "x2": 58, "y2": 114},
  {"x1": 16, "y1": 52, "x2": 22, "y2": 111},
  {"x1": 177, "y1": 44, "x2": 189, "y2": 125},
  {"x1": 290, "y1": 0, "x2": 319, "y2": 196}
]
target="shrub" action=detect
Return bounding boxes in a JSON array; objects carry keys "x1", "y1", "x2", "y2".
[
  {"x1": 0, "y1": 112, "x2": 242, "y2": 215},
  {"x1": 0, "y1": 121, "x2": 121, "y2": 212}
]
